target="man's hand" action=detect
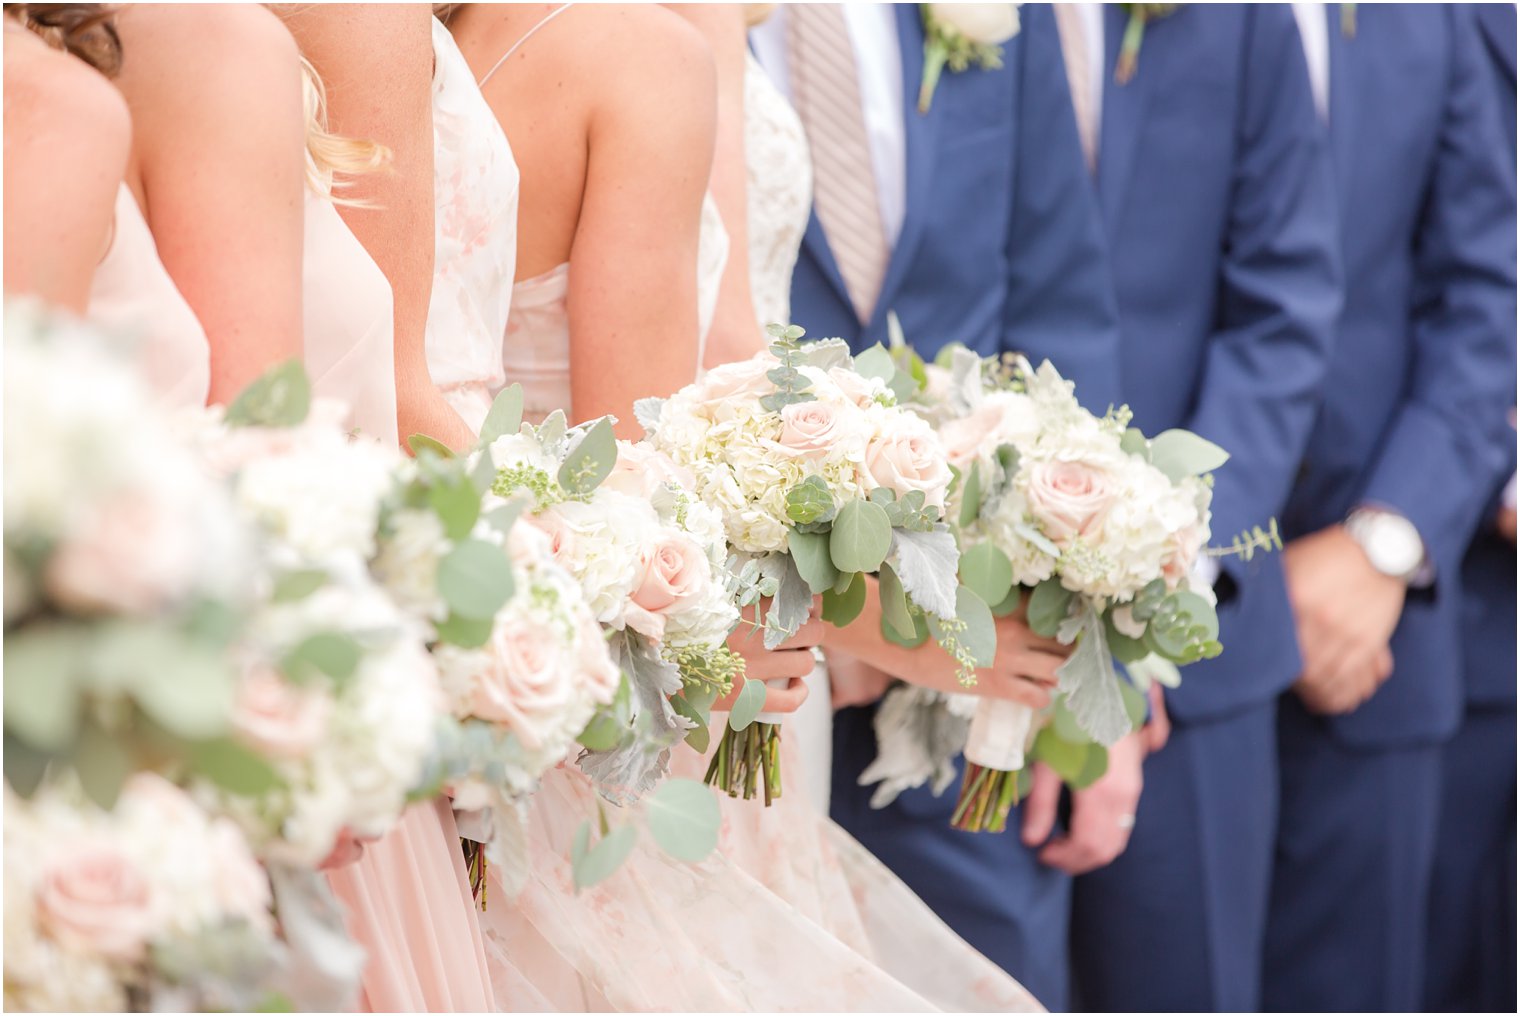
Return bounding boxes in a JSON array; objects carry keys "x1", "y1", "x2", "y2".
[
  {"x1": 1497, "y1": 504, "x2": 1516, "y2": 544},
  {"x1": 1021, "y1": 730, "x2": 1145, "y2": 874},
  {"x1": 1284, "y1": 525, "x2": 1405, "y2": 715}
]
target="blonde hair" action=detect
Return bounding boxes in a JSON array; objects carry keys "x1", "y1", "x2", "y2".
[{"x1": 300, "y1": 57, "x2": 390, "y2": 203}]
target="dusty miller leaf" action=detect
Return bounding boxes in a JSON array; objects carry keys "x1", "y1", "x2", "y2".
[
  {"x1": 1055, "y1": 607, "x2": 1131, "y2": 746},
  {"x1": 887, "y1": 528, "x2": 959, "y2": 620},
  {"x1": 763, "y1": 554, "x2": 814, "y2": 649},
  {"x1": 575, "y1": 634, "x2": 691, "y2": 804}
]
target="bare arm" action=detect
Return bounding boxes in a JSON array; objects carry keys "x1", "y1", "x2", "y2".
[
  {"x1": 2, "y1": 33, "x2": 129, "y2": 313},
  {"x1": 278, "y1": 3, "x2": 475, "y2": 450},
  {"x1": 115, "y1": 4, "x2": 305, "y2": 405},
  {"x1": 665, "y1": 4, "x2": 767, "y2": 369},
  {"x1": 568, "y1": 13, "x2": 717, "y2": 436}
]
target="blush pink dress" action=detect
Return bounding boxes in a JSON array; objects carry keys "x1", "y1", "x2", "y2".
[
  {"x1": 86, "y1": 185, "x2": 211, "y2": 408},
  {"x1": 470, "y1": 41, "x2": 1045, "y2": 1013},
  {"x1": 308, "y1": 36, "x2": 505, "y2": 1009},
  {"x1": 313, "y1": 175, "x2": 496, "y2": 1013}
]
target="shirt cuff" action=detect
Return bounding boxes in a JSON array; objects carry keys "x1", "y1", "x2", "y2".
[{"x1": 1504, "y1": 474, "x2": 1517, "y2": 512}]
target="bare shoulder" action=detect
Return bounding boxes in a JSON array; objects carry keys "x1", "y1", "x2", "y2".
[
  {"x1": 113, "y1": 3, "x2": 299, "y2": 97},
  {"x1": 3, "y1": 30, "x2": 130, "y2": 152},
  {"x1": 576, "y1": 5, "x2": 715, "y2": 131}
]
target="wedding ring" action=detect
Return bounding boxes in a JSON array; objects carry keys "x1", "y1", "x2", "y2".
[{"x1": 1116, "y1": 813, "x2": 1136, "y2": 830}]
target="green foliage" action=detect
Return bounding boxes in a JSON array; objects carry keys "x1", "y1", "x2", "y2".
[
  {"x1": 759, "y1": 324, "x2": 817, "y2": 412},
  {"x1": 436, "y1": 539, "x2": 514, "y2": 620},
  {"x1": 478, "y1": 384, "x2": 525, "y2": 447},
  {"x1": 557, "y1": 417, "x2": 618, "y2": 498},
  {"x1": 785, "y1": 476, "x2": 837, "y2": 527},
  {"x1": 407, "y1": 434, "x2": 454, "y2": 459},
  {"x1": 271, "y1": 569, "x2": 326, "y2": 604},
  {"x1": 821, "y1": 572, "x2": 867, "y2": 626},
  {"x1": 224, "y1": 360, "x2": 310, "y2": 428},
  {"x1": 1026, "y1": 578, "x2": 1074, "y2": 638},
  {"x1": 571, "y1": 820, "x2": 638, "y2": 891},
  {"x1": 190, "y1": 737, "x2": 285, "y2": 796},
  {"x1": 428, "y1": 473, "x2": 480, "y2": 541},
  {"x1": 956, "y1": 461, "x2": 983, "y2": 529},
  {"x1": 829, "y1": 498, "x2": 893, "y2": 574},
  {"x1": 1209, "y1": 519, "x2": 1283, "y2": 563},
  {"x1": 644, "y1": 778, "x2": 719, "y2": 862},
  {"x1": 958, "y1": 542, "x2": 1014, "y2": 609},
  {"x1": 877, "y1": 563, "x2": 917, "y2": 642},
  {"x1": 787, "y1": 529, "x2": 839, "y2": 595},
  {"x1": 1143, "y1": 590, "x2": 1222, "y2": 664},
  {"x1": 927, "y1": 585, "x2": 997, "y2": 684},
  {"x1": 1147, "y1": 429, "x2": 1230, "y2": 482},
  {"x1": 727, "y1": 678, "x2": 767, "y2": 732},
  {"x1": 434, "y1": 613, "x2": 494, "y2": 649},
  {"x1": 282, "y1": 632, "x2": 361, "y2": 686}
]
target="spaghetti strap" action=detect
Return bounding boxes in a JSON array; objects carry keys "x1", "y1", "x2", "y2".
[{"x1": 477, "y1": 3, "x2": 574, "y2": 88}]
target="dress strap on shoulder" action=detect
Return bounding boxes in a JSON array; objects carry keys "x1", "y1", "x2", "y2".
[{"x1": 477, "y1": 3, "x2": 575, "y2": 88}]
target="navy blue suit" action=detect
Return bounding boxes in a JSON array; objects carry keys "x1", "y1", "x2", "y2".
[
  {"x1": 1425, "y1": 5, "x2": 1517, "y2": 1011},
  {"x1": 1263, "y1": 6, "x2": 1517, "y2": 1011},
  {"x1": 1059, "y1": 6, "x2": 1341, "y2": 1011},
  {"x1": 802, "y1": 5, "x2": 1123, "y2": 1009}
]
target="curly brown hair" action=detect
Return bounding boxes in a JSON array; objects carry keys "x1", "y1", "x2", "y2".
[{"x1": 4, "y1": 4, "x2": 122, "y2": 76}]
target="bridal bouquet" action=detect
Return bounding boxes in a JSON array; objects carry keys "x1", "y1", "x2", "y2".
[
  {"x1": 639, "y1": 326, "x2": 989, "y2": 803},
  {"x1": 427, "y1": 387, "x2": 730, "y2": 886},
  {"x1": 180, "y1": 372, "x2": 443, "y2": 868},
  {"x1": 4, "y1": 773, "x2": 280, "y2": 1012},
  {"x1": 887, "y1": 349, "x2": 1229, "y2": 832},
  {"x1": 3, "y1": 303, "x2": 256, "y2": 808}
]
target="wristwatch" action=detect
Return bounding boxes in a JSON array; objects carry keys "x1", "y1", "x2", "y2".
[{"x1": 1344, "y1": 507, "x2": 1425, "y2": 582}]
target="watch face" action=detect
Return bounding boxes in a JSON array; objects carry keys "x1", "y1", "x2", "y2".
[{"x1": 1368, "y1": 514, "x2": 1423, "y2": 577}]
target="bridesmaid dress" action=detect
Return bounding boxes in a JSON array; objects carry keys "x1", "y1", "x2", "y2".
[
  {"x1": 86, "y1": 185, "x2": 211, "y2": 408},
  {"x1": 465, "y1": 14, "x2": 1041, "y2": 1011},
  {"x1": 313, "y1": 174, "x2": 497, "y2": 1013}
]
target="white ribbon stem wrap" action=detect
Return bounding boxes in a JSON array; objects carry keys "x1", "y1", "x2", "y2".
[{"x1": 963, "y1": 697, "x2": 1037, "y2": 771}]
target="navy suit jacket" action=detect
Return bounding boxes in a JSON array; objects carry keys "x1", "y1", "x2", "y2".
[
  {"x1": 1281, "y1": 4, "x2": 1517, "y2": 744},
  {"x1": 1461, "y1": 0, "x2": 1517, "y2": 708},
  {"x1": 786, "y1": 3, "x2": 1123, "y2": 412},
  {"x1": 1088, "y1": 3, "x2": 1342, "y2": 722}
]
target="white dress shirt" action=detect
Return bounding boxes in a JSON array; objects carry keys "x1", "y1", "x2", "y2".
[
  {"x1": 1293, "y1": 2, "x2": 1331, "y2": 121},
  {"x1": 1076, "y1": 1, "x2": 1106, "y2": 148},
  {"x1": 751, "y1": 4, "x2": 907, "y2": 245}
]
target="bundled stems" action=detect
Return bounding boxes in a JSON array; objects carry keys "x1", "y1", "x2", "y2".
[
  {"x1": 462, "y1": 838, "x2": 488, "y2": 909},
  {"x1": 705, "y1": 723, "x2": 783, "y2": 806},
  {"x1": 951, "y1": 762, "x2": 1020, "y2": 833}
]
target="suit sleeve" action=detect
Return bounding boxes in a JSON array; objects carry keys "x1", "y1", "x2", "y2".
[
  {"x1": 1358, "y1": 7, "x2": 1518, "y2": 571},
  {"x1": 1181, "y1": 6, "x2": 1342, "y2": 561},
  {"x1": 1000, "y1": 3, "x2": 1123, "y2": 414}
]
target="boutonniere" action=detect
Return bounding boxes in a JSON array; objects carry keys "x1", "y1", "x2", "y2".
[
  {"x1": 1115, "y1": 3, "x2": 1179, "y2": 85},
  {"x1": 1340, "y1": 4, "x2": 1356, "y2": 39},
  {"x1": 918, "y1": 3, "x2": 1022, "y2": 114}
]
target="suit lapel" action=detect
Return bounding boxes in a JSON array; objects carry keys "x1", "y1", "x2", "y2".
[
  {"x1": 1096, "y1": 3, "x2": 1154, "y2": 224},
  {"x1": 869, "y1": 3, "x2": 943, "y2": 330}
]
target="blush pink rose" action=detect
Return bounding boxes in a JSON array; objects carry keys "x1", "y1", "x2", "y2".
[
  {"x1": 861, "y1": 423, "x2": 953, "y2": 510},
  {"x1": 45, "y1": 489, "x2": 196, "y2": 615},
  {"x1": 937, "y1": 395, "x2": 1039, "y2": 470},
  {"x1": 1025, "y1": 459, "x2": 1115, "y2": 545},
  {"x1": 827, "y1": 367, "x2": 884, "y2": 409},
  {"x1": 1162, "y1": 524, "x2": 1205, "y2": 588},
  {"x1": 231, "y1": 666, "x2": 331, "y2": 760},
  {"x1": 697, "y1": 357, "x2": 775, "y2": 403},
  {"x1": 36, "y1": 846, "x2": 156, "y2": 961},
  {"x1": 775, "y1": 400, "x2": 861, "y2": 460},
  {"x1": 527, "y1": 509, "x2": 577, "y2": 565},
  {"x1": 625, "y1": 535, "x2": 710, "y2": 640},
  {"x1": 604, "y1": 443, "x2": 696, "y2": 499},
  {"x1": 469, "y1": 617, "x2": 573, "y2": 749},
  {"x1": 575, "y1": 615, "x2": 620, "y2": 703}
]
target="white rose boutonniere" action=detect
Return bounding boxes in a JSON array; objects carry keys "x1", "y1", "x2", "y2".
[{"x1": 918, "y1": 3, "x2": 1021, "y2": 114}]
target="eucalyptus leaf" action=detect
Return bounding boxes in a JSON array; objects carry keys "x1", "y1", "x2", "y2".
[
  {"x1": 990, "y1": 585, "x2": 1023, "y2": 617},
  {"x1": 224, "y1": 360, "x2": 310, "y2": 428},
  {"x1": 1148, "y1": 429, "x2": 1230, "y2": 482},
  {"x1": 73, "y1": 727, "x2": 131, "y2": 809},
  {"x1": 576, "y1": 711, "x2": 625, "y2": 752},
  {"x1": 558, "y1": 417, "x2": 617, "y2": 497},
  {"x1": 958, "y1": 542, "x2": 1014, "y2": 610},
  {"x1": 282, "y1": 632, "x2": 362, "y2": 685},
  {"x1": 478, "y1": 384, "x2": 525, "y2": 447},
  {"x1": 882, "y1": 610, "x2": 931, "y2": 649},
  {"x1": 830, "y1": 498, "x2": 893, "y2": 574},
  {"x1": 1072, "y1": 742, "x2": 1110, "y2": 789},
  {"x1": 407, "y1": 434, "x2": 454, "y2": 460},
  {"x1": 434, "y1": 613, "x2": 495, "y2": 649},
  {"x1": 271, "y1": 569, "x2": 327, "y2": 604},
  {"x1": 928, "y1": 585, "x2": 997, "y2": 668},
  {"x1": 645, "y1": 778, "x2": 720, "y2": 862},
  {"x1": 853, "y1": 344, "x2": 897, "y2": 385},
  {"x1": 889, "y1": 528, "x2": 960, "y2": 620},
  {"x1": 3, "y1": 629, "x2": 81, "y2": 750},
  {"x1": 428, "y1": 474, "x2": 480, "y2": 542},
  {"x1": 191, "y1": 737, "x2": 286, "y2": 796},
  {"x1": 957, "y1": 460, "x2": 983, "y2": 529},
  {"x1": 787, "y1": 529, "x2": 839, "y2": 595},
  {"x1": 821, "y1": 572, "x2": 867, "y2": 627},
  {"x1": 3, "y1": 731, "x2": 48, "y2": 797},
  {"x1": 1031, "y1": 726, "x2": 1087, "y2": 784},
  {"x1": 1103, "y1": 613, "x2": 1150, "y2": 664},
  {"x1": 1120, "y1": 428, "x2": 1150, "y2": 459},
  {"x1": 482, "y1": 500, "x2": 526, "y2": 538},
  {"x1": 727, "y1": 678, "x2": 767, "y2": 731},
  {"x1": 1118, "y1": 679, "x2": 1149, "y2": 730},
  {"x1": 1026, "y1": 578, "x2": 1074, "y2": 638},
  {"x1": 877, "y1": 563, "x2": 916, "y2": 642},
  {"x1": 128, "y1": 644, "x2": 236, "y2": 740},
  {"x1": 437, "y1": 539, "x2": 514, "y2": 620},
  {"x1": 1051, "y1": 701, "x2": 1089, "y2": 744},
  {"x1": 784, "y1": 476, "x2": 835, "y2": 526},
  {"x1": 571, "y1": 822, "x2": 638, "y2": 890},
  {"x1": 469, "y1": 451, "x2": 498, "y2": 496},
  {"x1": 672, "y1": 695, "x2": 712, "y2": 754}
]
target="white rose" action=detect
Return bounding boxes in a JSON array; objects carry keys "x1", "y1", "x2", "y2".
[
  {"x1": 467, "y1": 614, "x2": 577, "y2": 750},
  {"x1": 930, "y1": 3, "x2": 1020, "y2": 45}
]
